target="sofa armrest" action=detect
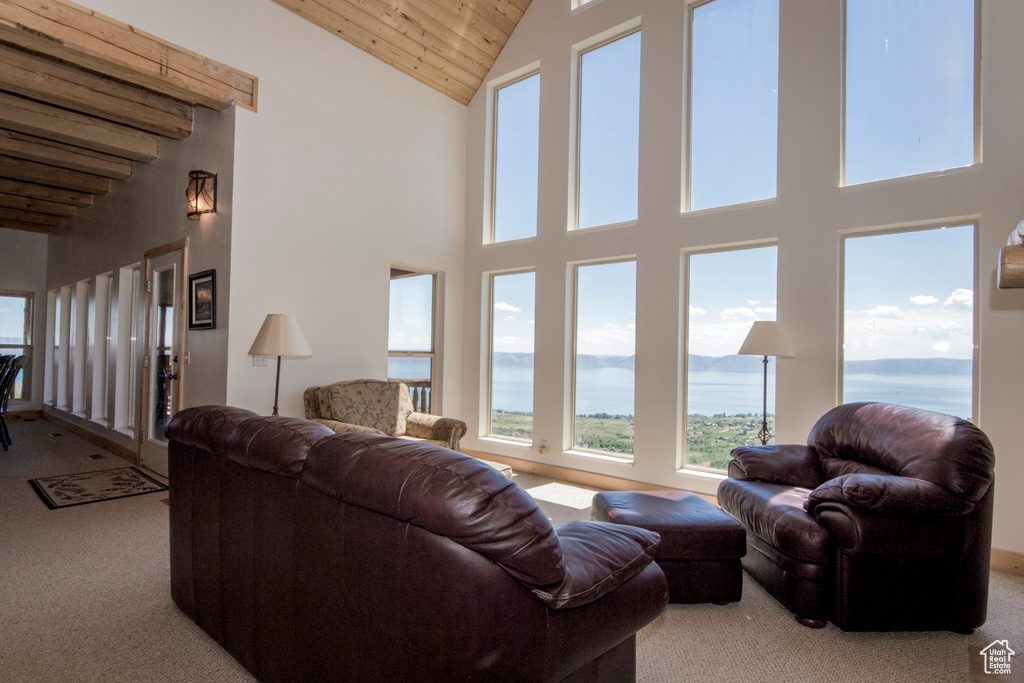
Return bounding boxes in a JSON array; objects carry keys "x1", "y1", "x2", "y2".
[
  {"x1": 530, "y1": 521, "x2": 661, "y2": 610},
  {"x1": 308, "y1": 418, "x2": 385, "y2": 436},
  {"x1": 806, "y1": 474, "x2": 974, "y2": 517},
  {"x1": 405, "y1": 412, "x2": 468, "y2": 451},
  {"x1": 728, "y1": 444, "x2": 823, "y2": 488}
]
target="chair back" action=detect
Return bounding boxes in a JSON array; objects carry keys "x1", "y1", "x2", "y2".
[{"x1": 307, "y1": 379, "x2": 414, "y2": 436}]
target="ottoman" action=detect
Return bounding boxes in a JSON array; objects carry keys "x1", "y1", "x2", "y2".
[{"x1": 591, "y1": 490, "x2": 745, "y2": 604}]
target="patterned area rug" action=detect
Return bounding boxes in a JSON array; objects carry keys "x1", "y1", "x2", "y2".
[{"x1": 29, "y1": 467, "x2": 167, "y2": 509}]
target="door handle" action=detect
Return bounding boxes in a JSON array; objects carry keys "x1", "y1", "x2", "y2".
[{"x1": 166, "y1": 372, "x2": 179, "y2": 381}]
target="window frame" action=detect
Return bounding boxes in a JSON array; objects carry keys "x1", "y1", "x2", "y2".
[
  {"x1": 485, "y1": 268, "x2": 536, "y2": 443},
  {"x1": 838, "y1": 221, "x2": 979, "y2": 422},
  {"x1": 0, "y1": 289, "x2": 34, "y2": 402},
  {"x1": 388, "y1": 266, "x2": 443, "y2": 414}
]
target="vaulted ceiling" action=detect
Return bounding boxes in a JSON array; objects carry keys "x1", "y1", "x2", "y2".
[
  {"x1": 0, "y1": 0, "x2": 257, "y2": 235},
  {"x1": 271, "y1": 0, "x2": 530, "y2": 105}
]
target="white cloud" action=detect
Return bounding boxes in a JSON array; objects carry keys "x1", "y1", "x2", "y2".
[
  {"x1": 944, "y1": 288, "x2": 973, "y2": 309},
  {"x1": 909, "y1": 295, "x2": 939, "y2": 305},
  {"x1": 502, "y1": 315, "x2": 518, "y2": 322},
  {"x1": 526, "y1": 320, "x2": 535, "y2": 326},
  {"x1": 0, "y1": 307, "x2": 10, "y2": 313},
  {"x1": 746, "y1": 299, "x2": 759, "y2": 306},
  {"x1": 689, "y1": 306, "x2": 707, "y2": 317},
  {"x1": 494, "y1": 301, "x2": 522, "y2": 313},
  {"x1": 754, "y1": 307, "x2": 776, "y2": 315},
  {"x1": 851, "y1": 305, "x2": 905, "y2": 319},
  {"x1": 719, "y1": 307, "x2": 758, "y2": 320},
  {"x1": 626, "y1": 323, "x2": 636, "y2": 331},
  {"x1": 934, "y1": 342, "x2": 951, "y2": 352}
]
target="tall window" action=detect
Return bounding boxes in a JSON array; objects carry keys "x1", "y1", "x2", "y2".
[
  {"x1": 488, "y1": 272, "x2": 535, "y2": 440},
  {"x1": 0, "y1": 291, "x2": 33, "y2": 400},
  {"x1": 114, "y1": 266, "x2": 142, "y2": 434},
  {"x1": 492, "y1": 73, "x2": 540, "y2": 243},
  {"x1": 685, "y1": 246, "x2": 778, "y2": 470},
  {"x1": 843, "y1": 225, "x2": 974, "y2": 419},
  {"x1": 689, "y1": 0, "x2": 778, "y2": 211},
  {"x1": 844, "y1": 0, "x2": 976, "y2": 185},
  {"x1": 577, "y1": 29, "x2": 641, "y2": 230},
  {"x1": 388, "y1": 268, "x2": 438, "y2": 413},
  {"x1": 91, "y1": 273, "x2": 113, "y2": 425},
  {"x1": 71, "y1": 279, "x2": 89, "y2": 416},
  {"x1": 572, "y1": 260, "x2": 636, "y2": 457}
]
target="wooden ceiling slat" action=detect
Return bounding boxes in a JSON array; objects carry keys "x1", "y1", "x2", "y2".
[
  {"x1": 0, "y1": 215, "x2": 50, "y2": 233},
  {"x1": 0, "y1": 155, "x2": 110, "y2": 195},
  {"x1": 0, "y1": 92, "x2": 158, "y2": 162},
  {"x1": 0, "y1": 44, "x2": 193, "y2": 140},
  {"x1": 0, "y1": 191, "x2": 76, "y2": 216},
  {"x1": 400, "y1": 0, "x2": 502, "y2": 60},
  {"x1": 0, "y1": 129, "x2": 132, "y2": 180},
  {"x1": 0, "y1": 0, "x2": 258, "y2": 111},
  {"x1": 456, "y1": 0, "x2": 517, "y2": 38},
  {"x1": 0, "y1": 177, "x2": 92, "y2": 206},
  {"x1": 0, "y1": 205, "x2": 62, "y2": 226},
  {"x1": 418, "y1": 0, "x2": 509, "y2": 50}
]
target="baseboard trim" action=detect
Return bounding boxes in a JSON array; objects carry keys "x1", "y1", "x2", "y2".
[
  {"x1": 42, "y1": 408, "x2": 138, "y2": 465},
  {"x1": 991, "y1": 548, "x2": 1024, "y2": 576},
  {"x1": 5, "y1": 410, "x2": 43, "y2": 420},
  {"x1": 464, "y1": 449, "x2": 717, "y2": 505}
]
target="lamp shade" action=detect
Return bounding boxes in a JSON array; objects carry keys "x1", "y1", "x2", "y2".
[
  {"x1": 738, "y1": 321, "x2": 794, "y2": 358},
  {"x1": 247, "y1": 314, "x2": 312, "y2": 357}
]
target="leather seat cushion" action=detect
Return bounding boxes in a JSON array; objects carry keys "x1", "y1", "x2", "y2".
[{"x1": 717, "y1": 480, "x2": 832, "y2": 564}]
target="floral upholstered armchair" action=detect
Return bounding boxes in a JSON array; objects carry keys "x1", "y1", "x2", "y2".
[{"x1": 303, "y1": 379, "x2": 468, "y2": 452}]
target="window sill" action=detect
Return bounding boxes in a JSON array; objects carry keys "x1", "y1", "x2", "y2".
[{"x1": 841, "y1": 163, "x2": 977, "y2": 192}]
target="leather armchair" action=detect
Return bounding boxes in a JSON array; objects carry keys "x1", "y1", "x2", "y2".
[
  {"x1": 717, "y1": 402, "x2": 995, "y2": 632},
  {"x1": 304, "y1": 378, "x2": 467, "y2": 451}
]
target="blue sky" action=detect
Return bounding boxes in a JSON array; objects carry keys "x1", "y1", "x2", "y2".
[
  {"x1": 0, "y1": 295, "x2": 28, "y2": 344},
  {"x1": 491, "y1": 271, "x2": 536, "y2": 354}
]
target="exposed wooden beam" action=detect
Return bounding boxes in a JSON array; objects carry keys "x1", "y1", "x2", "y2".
[
  {"x1": 0, "y1": 155, "x2": 109, "y2": 195},
  {"x1": 0, "y1": 205, "x2": 62, "y2": 226},
  {"x1": 0, "y1": 0, "x2": 258, "y2": 111},
  {"x1": 0, "y1": 215, "x2": 49, "y2": 233},
  {"x1": 0, "y1": 129, "x2": 132, "y2": 180},
  {"x1": 0, "y1": 92, "x2": 158, "y2": 162},
  {"x1": 0, "y1": 192, "x2": 76, "y2": 216},
  {"x1": 0, "y1": 44, "x2": 192, "y2": 139},
  {"x1": 0, "y1": 177, "x2": 92, "y2": 205}
]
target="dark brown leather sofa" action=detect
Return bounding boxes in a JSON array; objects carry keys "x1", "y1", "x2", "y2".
[
  {"x1": 717, "y1": 402, "x2": 995, "y2": 632},
  {"x1": 166, "y1": 406, "x2": 668, "y2": 682}
]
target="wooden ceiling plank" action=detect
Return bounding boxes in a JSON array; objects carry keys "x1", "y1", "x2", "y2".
[
  {"x1": 0, "y1": 177, "x2": 91, "y2": 205},
  {"x1": 273, "y1": 0, "x2": 474, "y2": 104},
  {"x1": 455, "y1": 0, "x2": 516, "y2": 38},
  {"x1": 0, "y1": 129, "x2": 132, "y2": 180},
  {"x1": 0, "y1": 92, "x2": 158, "y2": 162},
  {"x1": 0, "y1": 0, "x2": 257, "y2": 111},
  {"x1": 0, "y1": 44, "x2": 193, "y2": 139},
  {"x1": 402, "y1": 0, "x2": 501, "y2": 60},
  {"x1": 0, "y1": 205, "x2": 62, "y2": 226},
  {"x1": 351, "y1": 0, "x2": 491, "y2": 81},
  {"x1": 0, "y1": 155, "x2": 109, "y2": 194},
  {"x1": 310, "y1": 0, "x2": 482, "y2": 91},
  {"x1": 0, "y1": 215, "x2": 50, "y2": 233},
  {"x1": 415, "y1": 0, "x2": 507, "y2": 52},
  {"x1": 0, "y1": 191, "x2": 76, "y2": 216}
]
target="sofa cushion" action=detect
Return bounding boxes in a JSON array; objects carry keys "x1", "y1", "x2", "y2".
[
  {"x1": 717, "y1": 480, "x2": 832, "y2": 564},
  {"x1": 808, "y1": 403, "x2": 994, "y2": 503},
  {"x1": 325, "y1": 380, "x2": 412, "y2": 436},
  {"x1": 166, "y1": 405, "x2": 259, "y2": 451},
  {"x1": 226, "y1": 416, "x2": 334, "y2": 478}
]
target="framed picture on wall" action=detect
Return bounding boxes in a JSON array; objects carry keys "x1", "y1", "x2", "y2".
[{"x1": 189, "y1": 269, "x2": 216, "y2": 330}]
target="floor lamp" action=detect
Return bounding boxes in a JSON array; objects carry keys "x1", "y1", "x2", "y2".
[
  {"x1": 247, "y1": 314, "x2": 312, "y2": 416},
  {"x1": 738, "y1": 321, "x2": 794, "y2": 445}
]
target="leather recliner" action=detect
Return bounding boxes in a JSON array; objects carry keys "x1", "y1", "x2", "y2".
[
  {"x1": 166, "y1": 405, "x2": 668, "y2": 682},
  {"x1": 717, "y1": 402, "x2": 995, "y2": 632}
]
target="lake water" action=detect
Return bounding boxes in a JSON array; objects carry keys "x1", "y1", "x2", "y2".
[{"x1": 391, "y1": 358, "x2": 973, "y2": 420}]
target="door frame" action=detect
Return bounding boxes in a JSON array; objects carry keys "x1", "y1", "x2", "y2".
[{"x1": 138, "y1": 238, "x2": 189, "y2": 466}]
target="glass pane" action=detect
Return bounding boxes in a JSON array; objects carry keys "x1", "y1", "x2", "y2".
[
  {"x1": 574, "y1": 261, "x2": 636, "y2": 457},
  {"x1": 493, "y1": 74, "x2": 540, "y2": 243},
  {"x1": 690, "y1": 0, "x2": 778, "y2": 210},
  {"x1": 127, "y1": 270, "x2": 141, "y2": 430},
  {"x1": 387, "y1": 357, "x2": 432, "y2": 414},
  {"x1": 845, "y1": 0, "x2": 975, "y2": 185},
  {"x1": 0, "y1": 296, "x2": 28, "y2": 344},
  {"x1": 151, "y1": 267, "x2": 175, "y2": 442},
  {"x1": 843, "y1": 226, "x2": 973, "y2": 418},
  {"x1": 389, "y1": 273, "x2": 434, "y2": 352},
  {"x1": 489, "y1": 272, "x2": 535, "y2": 440},
  {"x1": 578, "y1": 31, "x2": 641, "y2": 229},
  {"x1": 685, "y1": 247, "x2": 778, "y2": 471}
]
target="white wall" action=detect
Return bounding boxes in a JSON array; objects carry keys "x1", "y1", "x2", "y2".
[
  {"x1": 0, "y1": 229, "x2": 47, "y2": 408},
  {"x1": 462, "y1": 0, "x2": 1024, "y2": 555},
  {"x1": 83, "y1": 0, "x2": 468, "y2": 420}
]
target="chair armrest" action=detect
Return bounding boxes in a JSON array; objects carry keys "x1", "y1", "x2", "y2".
[
  {"x1": 308, "y1": 418, "x2": 385, "y2": 436},
  {"x1": 728, "y1": 444, "x2": 823, "y2": 488},
  {"x1": 805, "y1": 474, "x2": 974, "y2": 517},
  {"x1": 405, "y1": 413, "x2": 468, "y2": 451},
  {"x1": 530, "y1": 521, "x2": 661, "y2": 610},
  {"x1": 811, "y1": 500, "x2": 971, "y2": 557}
]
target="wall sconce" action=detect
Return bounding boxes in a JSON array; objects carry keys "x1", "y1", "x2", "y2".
[
  {"x1": 186, "y1": 170, "x2": 217, "y2": 219},
  {"x1": 998, "y1": 220, "x2": 1024, "y2": 289}
]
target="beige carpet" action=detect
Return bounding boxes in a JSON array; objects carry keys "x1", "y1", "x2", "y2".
[{"x1": 2, "y1": 416, "x2": 1021, "y2": 682}]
